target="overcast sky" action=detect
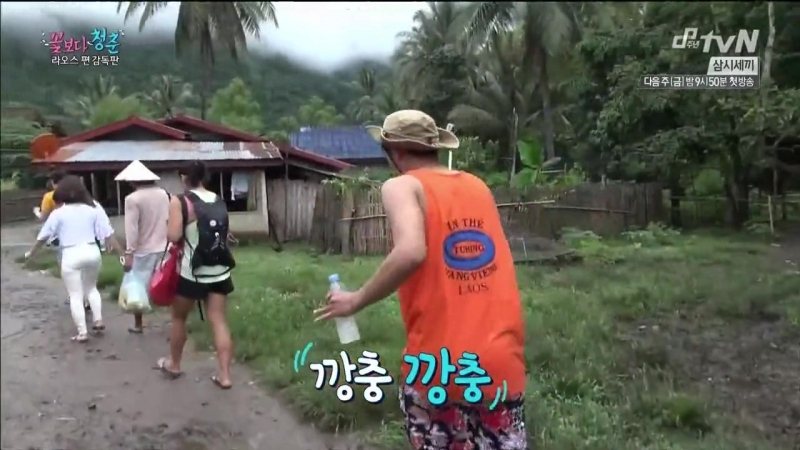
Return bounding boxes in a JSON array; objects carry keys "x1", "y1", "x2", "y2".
[{"x1": 0, "y1": 1, "x2": 425, "y2": 71}]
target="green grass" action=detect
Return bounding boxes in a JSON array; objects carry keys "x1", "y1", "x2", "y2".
[
  {"x1": 18, "y1": 251, "x2": 125, "y2": 298},
  {"x1": 17, "y1": 228, "x2": 800, "y2": 449},
  {"x1": 1, "y1": 178, "x2": 19, "y2": 191},
  {"x1": 206, "y1": 228, "x2": 798, "y2": 449}
]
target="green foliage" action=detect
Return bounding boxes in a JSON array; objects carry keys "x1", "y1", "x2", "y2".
[
  {"x1": 0, "y1": 20, "x2": 385, "y2": 130},
  {"x1": 438, "y1": 138, "x2": 510, "y2": 188},
  {"x1": 513, "y1": 136, "x2": 568, "y2": 188},
  {"x1": 621, "y1": 223, "x2": 682, "y2": 247},
  {"x1": 393, "y1": 2, "x2": 474, "y2": 123},
  {"x1": 562, "y1": 223, "x2": 683, "y2": 263},
  {"x1": 83, "y1": 93, "x2": 152, "y2": 128},
  {"x1": 0, "y1": 118, "x2": 43, "y2": 150},
  {"x1": 321, "y1": 174, "x2": 379, "y2": 194},
  {"x1": 552, "y1": 166, "x2": 588, "y2": 187},
  {"x1": 345, "y1": 68, "x2": 404, "y2": 124},
  {"x1": 518, "y1": 136, "x2": 544, "y2": 168},
  {"x1": 269, "y1": 96, "x2": 345, "y2": 140},
  {"x1": 143, "y1": 75, "x2": 196, "y2": 118},
  {"x1": 208, "y1": 77, "x2": 264, "y2": 135},
  {"x1": 569, "y1": 1, "x2": 800, "y2": 226},
  {"x1": 119, "y1": 1, "x2": 279, "y2": 117},
  {"x1": 690, "y1": 168, "x2": 725, "y2": 197},
  {"x1": 0, "y1": 117, "x2": 48, "y2": 187},
  {"x1": 559, "y1": 227, "x2": 623, "y2": 264},
  {"x1": 513, "y1": 137, "x2": 545, "y2": 188},
  {"x1": 482, "y1": 171, "x2": 510, "y2": 188},
  {"x1": 445, "y1": 137, "x2": 495, "y2": 170}
]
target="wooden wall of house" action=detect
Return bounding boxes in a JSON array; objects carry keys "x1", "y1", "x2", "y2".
[
  {"x1": 266, "y1": 178, "x2": 320, "y2": 241},
  {"x1": 157, "y1": 171, "x2": 184, "y2": 194},
  {"x1": 0, "y1": 189, "x2": 45, "y2": 224}
]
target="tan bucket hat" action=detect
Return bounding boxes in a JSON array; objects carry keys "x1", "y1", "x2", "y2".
[
  {"x1": 366, "y1": 110, "x2": 459, "y2": 151},
  {"x1": 115, "y1": 160, "x2": 160, "y2": 182}
]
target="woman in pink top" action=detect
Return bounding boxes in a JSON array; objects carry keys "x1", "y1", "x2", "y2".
[{"x1": 116, "y1": 161, "x2": 170, "y2": 334}]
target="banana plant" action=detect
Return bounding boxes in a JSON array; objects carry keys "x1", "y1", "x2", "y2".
[{"x1": 512, "y1": 136, "x2": 561, "y2": 188}]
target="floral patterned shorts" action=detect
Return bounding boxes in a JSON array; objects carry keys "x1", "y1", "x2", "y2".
[{"x1": 399, "y1": 385, "x2": 529, "y2": 450}]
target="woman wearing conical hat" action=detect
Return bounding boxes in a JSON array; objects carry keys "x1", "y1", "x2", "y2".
[{"x1": 115, "y1": 161, "x2": 170, "y2": 334}]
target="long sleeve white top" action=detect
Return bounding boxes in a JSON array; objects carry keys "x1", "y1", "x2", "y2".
[{"x1": 37, "y1": 203, "x2": 115, "y2": 247}]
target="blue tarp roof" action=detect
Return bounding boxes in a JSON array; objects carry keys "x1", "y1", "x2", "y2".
[{"x1": 290, "y1": 127, "x2": 383, "y2": 160}]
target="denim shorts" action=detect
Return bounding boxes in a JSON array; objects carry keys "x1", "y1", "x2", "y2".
[{"x1": 131, "y1": 252, "x2": 164, "y2": 288}]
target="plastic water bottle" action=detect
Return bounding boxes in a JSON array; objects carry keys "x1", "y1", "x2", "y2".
[{"x1": 328, "y1": 274, "x2": 360, "y2": 344}]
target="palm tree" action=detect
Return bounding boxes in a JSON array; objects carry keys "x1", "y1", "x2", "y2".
[
  {"x1": 347, "y1": 68, "x2": 380, "y2": 123},
  {"x1": 346, "y1": 68, "x2": 405, "y2": 123},
  {"x1": 60, "y1": 74, "x2": 125, "y2": 123},
  {"x1": 448, "y1": 30, "x2": 538, "y2": 172},
  {"x1": 468, "y1": 2, "x2": 581, "y2": 160},
  {"x1": 394, "y1": 2, "x2": 476, "y2": 109},
  {"x1": 82, "y1": 74, "x2": 120, "y2": 102},
  {"x1": 144, "y1": 75, "x2": 196, "y2": 118},
  {"x1": 117, "y1": 2, "x2": 278, "y2": 119}
]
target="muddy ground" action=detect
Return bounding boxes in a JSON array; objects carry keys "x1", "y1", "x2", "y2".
[
  {"x1": 631, "y1": 227, "x2": 800, "y2": 448},
  {"x1": 0, "y1": 241, "x2": 362, "y2": 449}
]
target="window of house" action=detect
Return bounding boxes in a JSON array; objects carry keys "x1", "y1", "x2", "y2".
[{"x1": 205, "y1": 171, "x2": 256, "y2": 213}]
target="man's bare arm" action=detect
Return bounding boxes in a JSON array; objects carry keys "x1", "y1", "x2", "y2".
[{"x1": 353, "y1": 175, "x2": 427, "y2": 313}]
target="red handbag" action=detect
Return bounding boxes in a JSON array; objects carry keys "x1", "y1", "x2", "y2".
[{"x1": 149, "y1": 242, "x2": 183, "y2": 307}]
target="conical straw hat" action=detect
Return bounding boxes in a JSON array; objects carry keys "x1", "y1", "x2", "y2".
[{"x1": 114, "y1": 160, "x2": 160, "y2": 182}]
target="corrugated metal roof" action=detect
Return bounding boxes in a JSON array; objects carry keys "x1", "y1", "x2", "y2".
[
  {"x1": 290, "y1": 127, "x2": 383, "y2": 160},
  {"x1": 40, "y1": 140, "x2": 282, "y2": 163}
]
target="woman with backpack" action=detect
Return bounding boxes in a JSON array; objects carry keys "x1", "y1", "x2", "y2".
[
  {"x1": 157, "y1": 160, "x2": 236, "y2": 389},
  {"x1": 24, "y1": 175, "x2": 124, "y2": 342}
]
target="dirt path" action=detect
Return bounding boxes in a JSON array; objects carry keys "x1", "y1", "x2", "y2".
[
  {"x1": 774, "y1": 222, "x2": 800, "y2": 270},
  {"x1": 0, "y1": 242, "x2": 357, "y2": 449}
]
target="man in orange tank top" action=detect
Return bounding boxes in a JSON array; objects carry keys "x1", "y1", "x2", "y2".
[{"x1": 315, "y1": 110, "x2": 527, "y2": 449}]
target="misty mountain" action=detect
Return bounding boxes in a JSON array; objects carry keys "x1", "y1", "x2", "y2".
[{"x1": 0, "y1": 16, "x2": 393, "y2": 128}]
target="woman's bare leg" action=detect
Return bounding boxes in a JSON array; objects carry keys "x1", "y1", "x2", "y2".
[
  {"x1": 205, "y1": 292, "x2": 233, "y2": 386},
  {"x1": 132, "y1": 313, "x2": 143, "y2": 332},
  {"x1": 167, "y1": 296, "x2": 194, "y2": 372}
]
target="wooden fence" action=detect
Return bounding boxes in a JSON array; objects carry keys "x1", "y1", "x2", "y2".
[
  {"x1": 308, "y1": 182, "x2": 665, "y2": 256},
  {"x1": 2, "y1": 181, "x2": 665, "y2": 257},
  {"x1": 0, "y1": 189, "x2": 45, "y2": 224}
]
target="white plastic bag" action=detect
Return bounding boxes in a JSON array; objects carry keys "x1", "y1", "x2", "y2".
[{"x1": 118, "y1": 272, "x2": 152, "y2": 313}]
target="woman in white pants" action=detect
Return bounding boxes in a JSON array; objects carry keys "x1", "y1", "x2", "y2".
[{"x1": 24, "y1": 175, "x2": 123, "y2": 342}]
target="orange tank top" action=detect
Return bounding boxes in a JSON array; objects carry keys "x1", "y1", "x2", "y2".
[{"x1": 398, "y1": 168, "x2": 526, "y2": 404}]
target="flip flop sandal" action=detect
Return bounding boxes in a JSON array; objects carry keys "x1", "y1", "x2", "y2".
[
  {"x1": 128, "y1": 327, "x2": 144, "y2": 334},
  {"x1": 71, "y1": 334, "x2": 88, "y2": 343},
  {"x1": 155, "y1": 357, "x2": 183, "y2": 380},
  {"x1": 211, "y1": 376, "x2": 232, "y2": 390},
  {"x1": 92, "y1": 322, "x2": 105, "y2": 332}
]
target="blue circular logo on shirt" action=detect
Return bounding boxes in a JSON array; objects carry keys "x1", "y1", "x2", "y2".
[{"x1": 443, "y1": 230, "x2": 496, "y2": 272}]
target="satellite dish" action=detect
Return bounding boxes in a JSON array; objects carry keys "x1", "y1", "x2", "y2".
[{"x1": 30, "y1": 133, "x2": 60, "y2": 160}]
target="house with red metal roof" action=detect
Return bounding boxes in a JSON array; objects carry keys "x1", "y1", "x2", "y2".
[{"x1": 31, "y1": 115, "x2": 352, "y2": 238}]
